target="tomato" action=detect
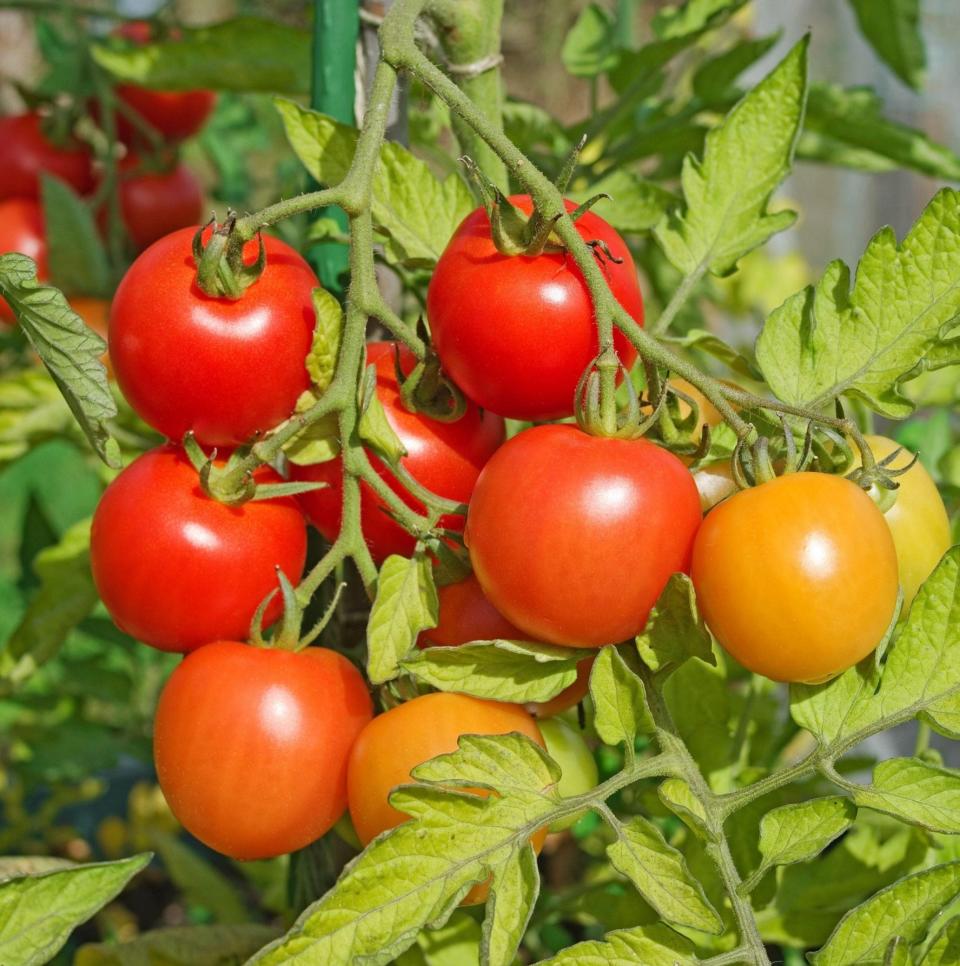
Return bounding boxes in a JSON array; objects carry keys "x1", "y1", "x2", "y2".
[
  {"x1": 347, "y1": 691, "x2": 545, "y2": 903},
  {"x1": 90, "y1": 445, "x2": 307, "y2": 652},
  {"x1": 426, "y1": 196, "x2": 642, "y2": 420},
  {"x1": 292, "y1": 342, "x2": 505, "y2": 561},
  {"x1": 858, "y1": 435, "x2": 952, "y2": 609},
  {"x1": 71, "y1": 297, "x2": 111, "y2": 374},
  {"x1": 0, "y1": 113, "x2": 95, "y2": 201},
  {"x1": 154, "y1": 641, "x2": 372, "y2": 860},
  {"x1": 418, "y1": 573, "x2": 593, "y2": 716},
  {"x1": 109, "y1": 227, "x2": 318, "y2": 447},
  {"x1": 465, "y1": 424, "x2": 702, "y2": 647},
  {"x1": 117, "y1": 157, "x2": 204, "y2": 250},
  {"x1": 0, "y1": 199, "x2": 47, "y2": 323},
  {"x1": 691, "y1": 472, "x2": 899, "y2": 683},
  {"x1": 538, "y1": 717, "x2": 598, "y2": 832}
]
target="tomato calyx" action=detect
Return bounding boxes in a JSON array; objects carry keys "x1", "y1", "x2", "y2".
[
  {"x1": 192, "y1": 213, "x2": 265, "y2": 299},
  {"x1": 394, "y1": 342, "x2": 468, "y2": 423},
  {"x1": 574, "y1": 350, "x2": 666, "y2": 440},
  {"x1": 848, "y1": 443, "x2": 917, "y2": 513},
  {"x1": 250, "y1": 568, "x2": 345, "y2": 652}
]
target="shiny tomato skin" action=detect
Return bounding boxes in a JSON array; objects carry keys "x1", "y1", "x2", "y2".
[
  {"x1": 90, "y1": 445, "x2": 307, "y2": 652},
  {"x1": 154, "y1": 641, "x2": 372, "y2": 860},
  {"x1": 426, "y1": 196, "x2": 642, "y2": 421},
  {"x1": 115, "y1": 86, "x2": 217, "y2": 144},
  {"x1": 0, "y1": 199, "x2": 47, "y2": 322},
  {"x1": 109, "y1": 227, "x2": 318, "y2": 447},
  {"x1": 118, "y1": 159, "x2": 204, "y2": 250},
  {"x1": 0, "y1": 113, "x2": 95, "y2": 201},
  {"x1": 465, "y1": 424, "x2": 702, "y2": 647},
  {"x1": 691, "y1": 472, "x2": 899, "y2": 683},
  {"x1": 292, "y1": 342, "x2": 505, "y2": 561}
]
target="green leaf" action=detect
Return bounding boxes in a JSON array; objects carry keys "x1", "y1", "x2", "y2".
[
  {"x1": 849, "y1": 0, "x2": 926, "y2": 91},
  {"x1": 653, "y1": 0, "x2": 747, "y2": 39},
  {"x1": 635, "y1": 573, "x2": 714, "y2": 675},
  {"x1": 0, "y1": 854, "x2": 150, "y2": 966},
  {"x1": 755, "y1": 797, "x2": 856, "y2": 877},
  {"x1": 92, "y1": 18, "x2": 310, "y2": 93},
  {"x1": 1, "y1": 517, "x2": 97, "y2": 685},
  {"x1": 502, "y1": 100, "x2": 571, "y2": 158},
  {"x1": 799, "y1": 85, "x2": 960, "y2": 180},
  {"x1": 658, "y1": 778, "x2": 712, "y2": 840},
  {"x1": 40, "y1": 174, "x2": 110, "y2": 298},
  {"x1": 562, "y1": 3, "x2": 620, "y2": 78},
  {"x1": 590, "y1": 646, "x2": 655, "y2": 747},
  {"x1": 692, "y1": 34, "x2": 780, "y2": 101},
  {"x1": 306, "y1": 288, "x2": 343, "y2": 393},
  {"x1": 923, "y1": 917, "x2": 960, "y2": 964},
  {"x1": 482, "y1": 846, "x2": 539, "y2": 966},
  {"x1": 0, "y1": 857, "x2": 75, "y2": 881},
  {"x1": 758, "y1": 189, "x2": 960, "y2": 418},
  {"x1": 367, "y1": 554, "x2": 438, "y2": 685},
  {"x1": 0, "y1": 368, "x2": 79, "y2": 467},
  {"x1": 281, "y1": 401, "x2": 340, "y2": 466},
  {"x1": 534, "y1": 924, "x2": 698, "y2": 965},
  {"x1": 275, "y1": 100, "x2": 474, "y2": 268},
  {"x1": 923, "y1": 688, "x2": 960, "y2": 740},
  {"x1": 402, "y1": 639, "x2": 585, "y2": 704},
  {"x1": 606, "y1": 815, "x2": 722, "y2": 934},
  {"x1": 853, "y1": 758, "x2": 960, "y2": 834},
  {"x1": 654, "y1": 37, "x2": 807, "y2": 277},
  {"x1": 884, "y1": 936, "x2": 914, "y2": 966},
  {"x1": 0, "y1": 255, "x2": 117, "y2": 467},
  {"x1": 357, "y1": 364, "x2": 406, "y2": 468},
  {"x1": 394, "y1": 913, "x2": 482, "y2": 966},
  {"x1": 571, "y1": 169, "x2": 675, "y2": 235},
  {"x1": 664, "y1": 327, "x2": 758, "y2": 379},
  {"x1": 811, "y1": 862, "x2": 960, "y2": 965},
  {"x1": 74, "y1": 924, "x2": 280, "y2": 965}
]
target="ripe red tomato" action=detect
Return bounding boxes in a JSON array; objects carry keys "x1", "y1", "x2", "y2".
[
  {"x1": 154, "y1": 641, "x2": 372, "y2": 860},
  {"x1": 109, "y1": 227, "x2": 318, "y2": 447},
  {"x1": 465, "y1": 424, "x2": 702, "y2": 647},
  {"x1": 418, "y1": 573, "x2": 593, "y2": 716},
  {"x1": 0, "y1": 113, "x2": 95, "y2": 201},
  {"x1": 426, "y1": 196, "x2": 642, "y2": 420},
  {"x1": 90, "y1": 445, "x2": 307, "y2": 652},
  {"x1": 292, "y1": 342, "x2": 505, "y2": 561},
  {"x1": 691, "y1": 472, "x2": 899, "y2": 683},
  {"x1": 117, "y1": 157, "x2": 204, "y2": 250},
  {"x1": 0, "y1": 199, "x2": 47, "y2": 323}
]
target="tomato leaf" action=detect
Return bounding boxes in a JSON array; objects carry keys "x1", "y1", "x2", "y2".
[
  {"x1": 393, "y1": 914, "x2": 482, "y2": 966},
  {"x1": 571, "y1": 169, "x2": 675, "y2": 235},
  {"x1": 275, "y1": 99, "x2": 474, "y2": 268},
  {"x1": 0, "y1": 368, "x2": 83, "y2": 466},
  {"x1": 754, "y1": 797, "x2": 856, "y2": 879},
  {"x1": 306, "y1": 288, "x2": 343, "y2": 393},
  {"x1": 590, "y1": 646, "x2": 655, "y2": 747},
  {"x1": 758, "y1": 188, "x2": 960, "y2": 417},
  {"x1": 923, "y1": 917, "x2": 960, "y2": 965},
  {"x1": 0, "y1": 854, "x2": 150, "y2": 966},
  {"x1": 635, "y1": 573, "x2": 714, "y2": 675},
  {"x1": 652, "y1": 0, "x2": 748, "y2": 39},
  {"x1": 658, "y1": 778, "x2": 713, "y2": 841},
  {"x1": 561, "y1": 3, "x2": 621, "y2": 78},
  {"x1": 852, "y1": 757, "x2": 960, "y2": 834},
  {"x1": 532, "y1": 924, "x2": 697, "y2": 966},
  {"x1": 41, "y1": 174, "x2": 110, "y2": 298},
  {"x1": 848, "y1": 0, "x2": 925, "y2": 91},
  {"x1": 811, "y1": 862, "x2": 960, "y2": 965},
  {"x1": 482, "y1": 846, "x2": 539, "y2": 966},
  {"x1": 357, "y1": 364, "x2": 406, "y2": 468},
  {"x1": 0, "y1": 255, "x2": 117, "y2": 467},
  {"x1": 402, "y1": 639, "x2": 586, "y2": 704},
  {"x1": 91, "y1": 18, "x2": 310, "y2": 93},
  {"x1": 282, "y1": 395, "x2": 340, "y2": 466},
  {"x1": 654, "y1": 37, "x2": 807, "y2": 278},
  {"x1": 367, "y1": 554, "x2": 439, "y2": 685},
  {"x1": 692, "y1": 33, "x2": 780, "y2": 102}
]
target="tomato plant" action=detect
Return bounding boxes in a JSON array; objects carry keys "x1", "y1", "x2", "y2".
[
  {"x1": 537, "y1": 717, "x2": 599, "y2": 832},
  {"x1": 0, "y1": 199, "x2": 47, "y2": 322},
  {"x1": 0, "y1": 112, "x2": 94, "y2": 201},
  {"x1": 154, "y1": 640, "x2": 372, "y2": 860},
  {"x1": 115, "y1": 157, "x2": 204, "y2": 250},
  {"x1": 90, "y1": 445, "x2": 307, "y2": 651}
]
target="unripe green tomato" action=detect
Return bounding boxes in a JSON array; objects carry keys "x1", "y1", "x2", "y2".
[{"x1": 539, "y1": 718, "x2": 599, "y2": 832}]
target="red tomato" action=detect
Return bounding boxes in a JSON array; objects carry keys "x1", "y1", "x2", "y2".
[
  {"x1": 109, "y1": 227, "x2": 318, "y2": 447},
  {"x1": 691, "y1": 472, "x2": 899, "y2": 683},
  {"x1": 154, "y1": 641, "x2": 372, "y2": 860},
  {"x1": 90, "y1": 445, "x2": 307, "y2": 652},
  {"x1": 292, "y1": 342, "x2": 505, "y2": 561},
  {"x1": 418, "y1": 573, "x2": 593, "y2": 716},
  {"x1": 117, "y1": 156, "x2": 204, "y2": 250},
  {"x1": 0, "y1": 113, "x2": 95, "y2": 201},
  {"x1": 465, "y1": 424, "x2": 702, "y2": 647},
  {"x1": 426, "y1": 196, "x2": 642, "y2": 420},
  {"x1": 0, "y1": 199, "x2": 47, "y2": 323}
]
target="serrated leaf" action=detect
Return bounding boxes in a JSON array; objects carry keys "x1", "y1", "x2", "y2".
[
  {"x1": 572, "y1": 169, "x2": 675, "y2": 235},
  {"x1": 41, "y1": 174, "x2": 110, "y2": 297},
  {"x1": 799, "y1": 84, "x2": 960, "y2": 179},
  {"x1": 535, "y1": 923, "x2": 698, "y2": 965},
  {"x1": 92, "y1": 18, "x2": 310, "y2": 93},
  {"x1": 590, "y1": 646, "x2": 655, "y2": 747},
  {"x1": 756, "y1": 797, "x2": 856, "y2": 877},
  {"x1": 0, "y1": 854, "x2": 150, "y2": 966},
  {"x1": 367, "y1": 554, "x2": 438, "y2": 684},
  {"x1": 658, "y1": 778, "x2": 712, "y2": 840},
  {"x1": 923, "y1": 917, "x2": 960, "y2": 964},
  {"x1": 635, "y1": 574, "x2": 714, "y2": 675},
  {"x1": 654, "y1": 37, "x2": 807, "y2": 278},
  {"x1": 811, "y1": 862, "x2": 960, "y2": 965},
  {"x1": 606, "y1": 815, "x2": 722, "y2": 934},
  {"x1": 402, "y1": 639, "x2": 585, "y2": 704},
  {"x1": 482, "y1": 846, "x2": 539, "y2": 966},
  {"x1": 0, "y1": 255, "x2": 117, "y2": 466},
  {"x1": 692, "y1": 34, "x2": 780, "y2": 101},
  {"x1": 757, "y1": 189, "x2": 960, "y2": 417},
  {"x1": 1, "y1": 517, "x2": 97, "y2": 685},
  {"x1": 849, "y1": 0, "x2": 925, "y2": 91},
  {"x1": 306, "y1": 288, "x2": 342, "y2": 393},
  {"x1": 74, "y1": 924, "x2": 279, "y2": 965},
  {"x1": 275, "y1": 100, "x2": 474, "y2": 267},
  {"x1": 562, "y1": 3, "x2": 620, "y2": 78},
  {"x1": 853, "y1": 757, "x2": 960, "y2": 834}
]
